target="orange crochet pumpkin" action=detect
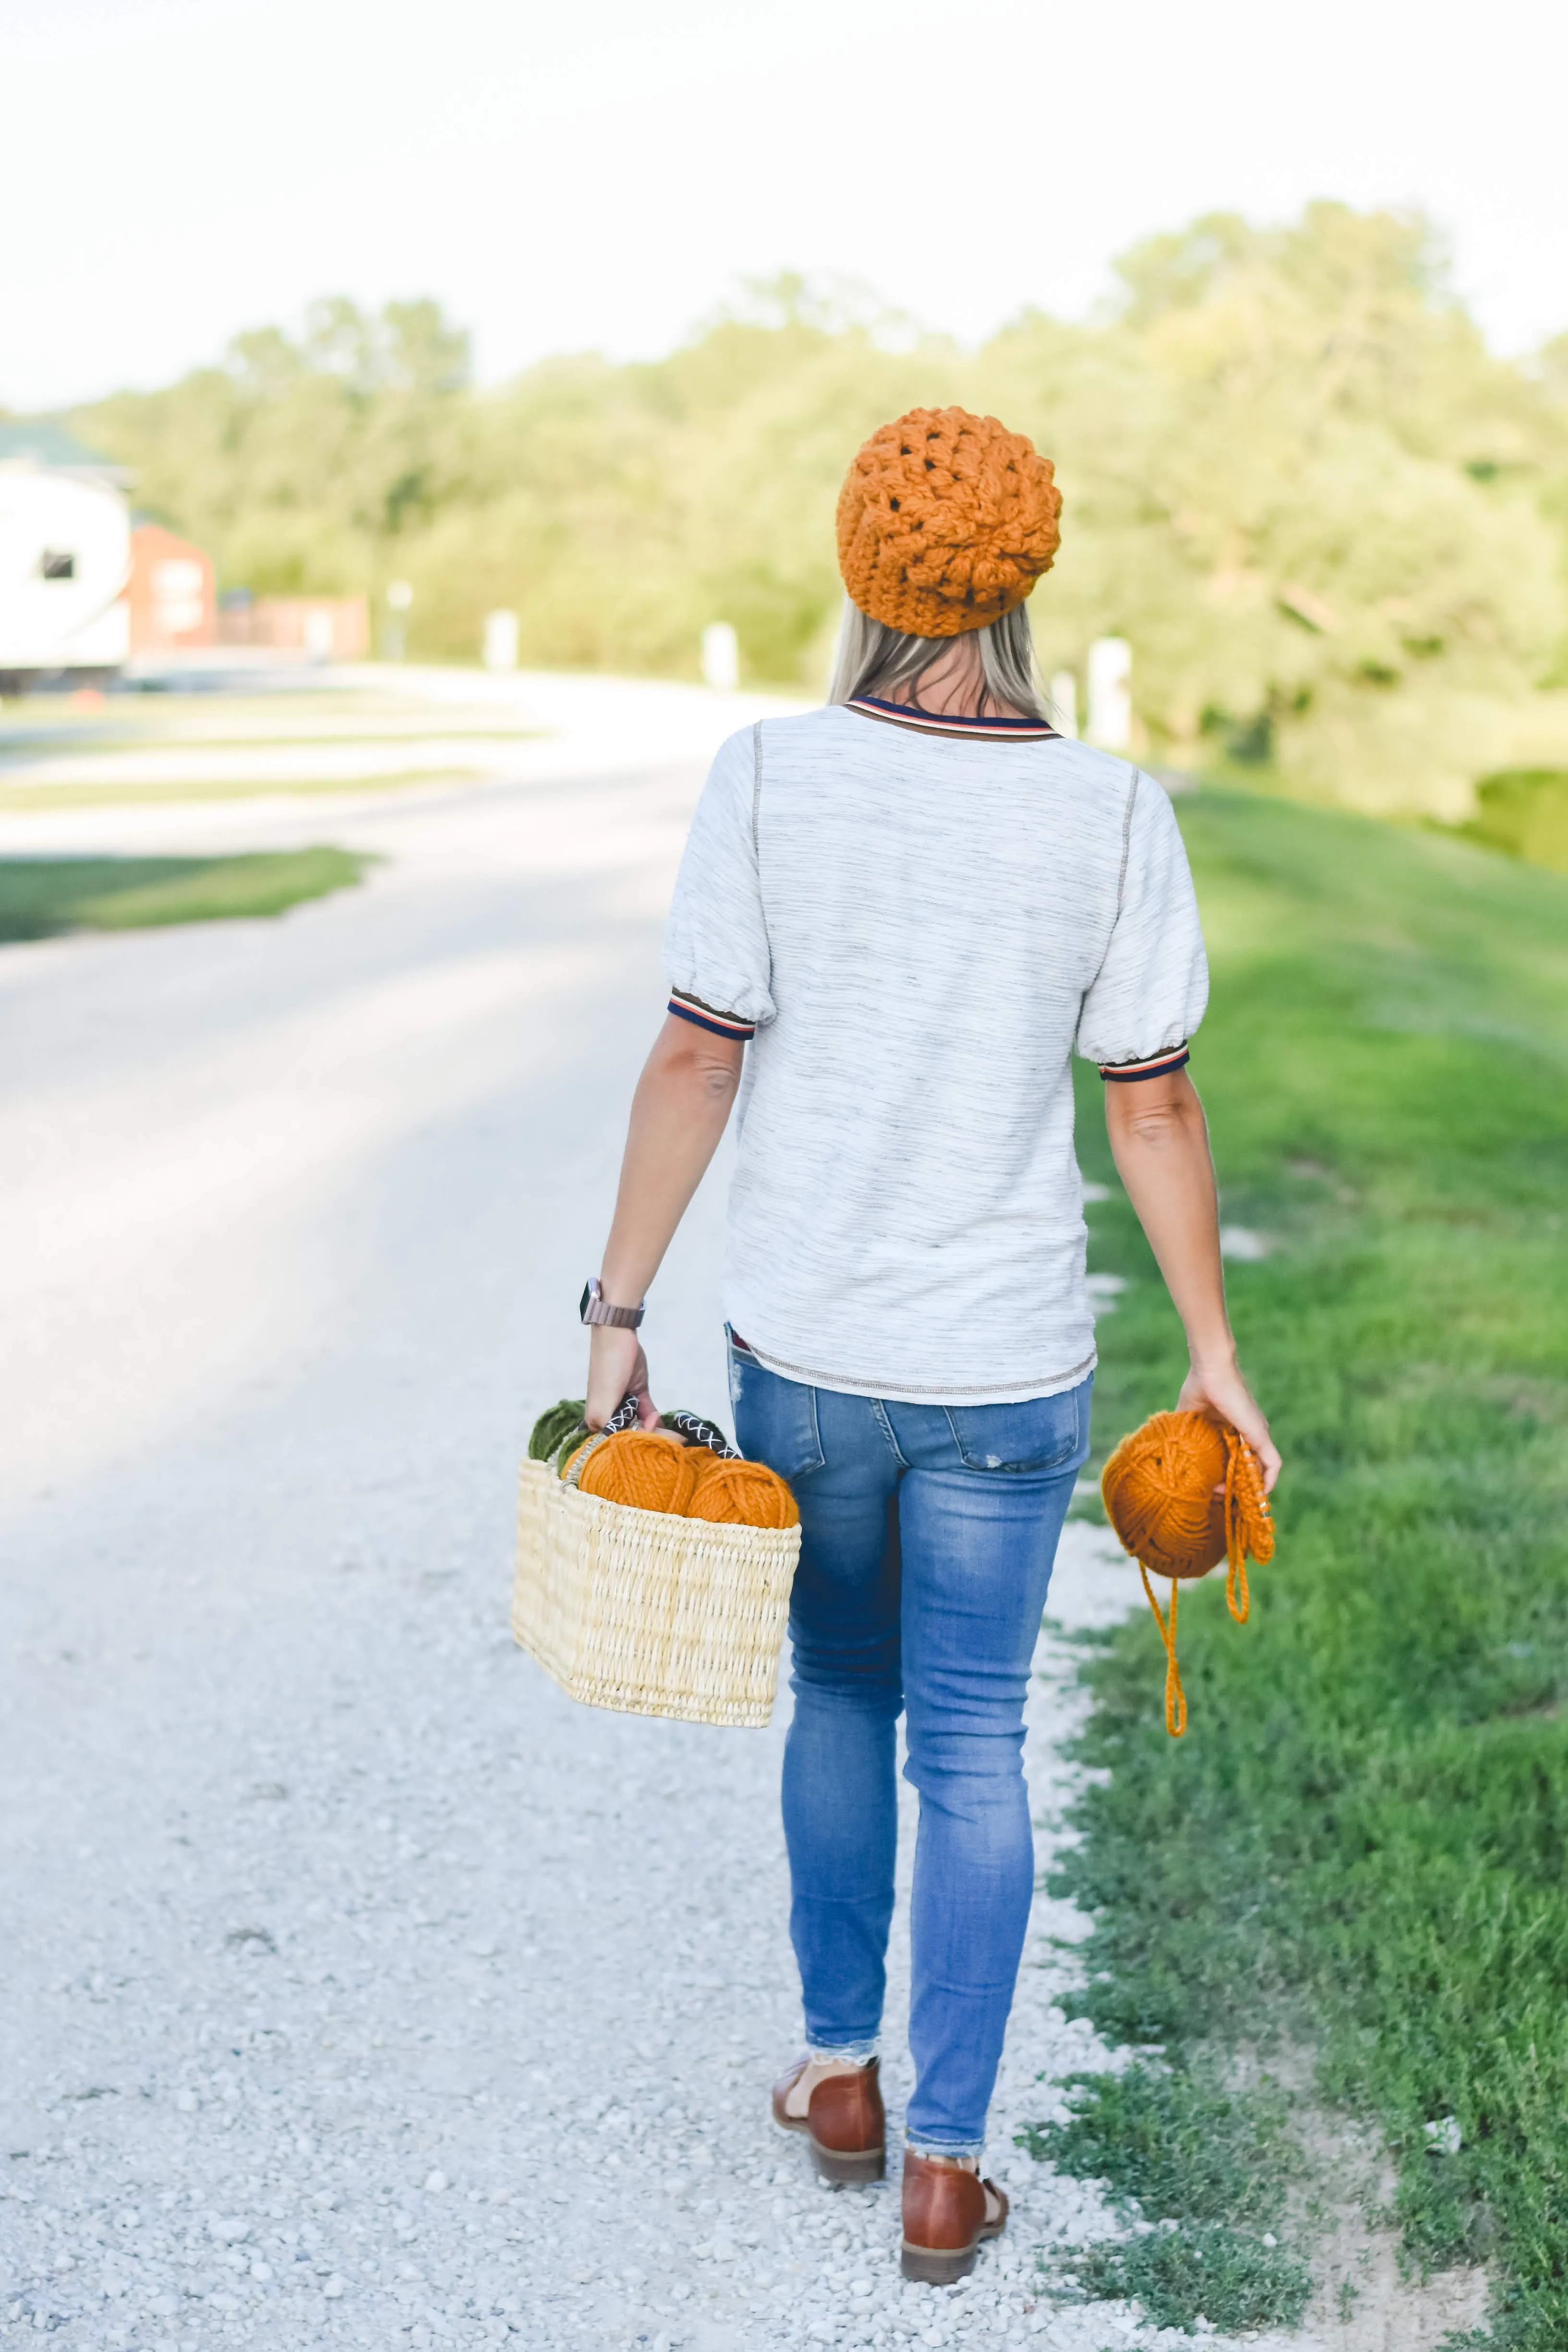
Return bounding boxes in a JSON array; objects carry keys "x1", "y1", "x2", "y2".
[
  {"x1": 688, "y1": 1455, "x2": 800, "y2": 1530},
  {"x1": 575, "y1": 1431, "x2": 709, "y2": 1517},
  {"x1": 571, "y1": 1429, "x2": 798, "y2": 1531},
  {"x1": 1100, "y1": 1411, "x2": 1275, "y2": 1737}
]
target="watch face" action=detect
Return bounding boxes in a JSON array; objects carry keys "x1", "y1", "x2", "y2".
[{"x1": 579, "y1": 1280, "x2": 595, "y2": 1322}]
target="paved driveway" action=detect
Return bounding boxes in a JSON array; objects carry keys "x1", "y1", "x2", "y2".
[{"x1": 0, "y1": 690, "x2": 1182, "y2": 2352}]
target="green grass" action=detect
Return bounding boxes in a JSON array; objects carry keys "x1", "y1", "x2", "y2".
[
  {"x1": 1019, "y1": 2056, "x2": 1305, "y2": 2328},
  {"x1": 1, "y1": 732, "x2": 533, "y2": 756},
  {"x1": 1019, "y1": 2063, "x2": 1291, "y2": 2230},
  {"x1": 1044, "y1": 788, "x2": 1568, "y2": 2348},
  {"x1": 0, "y1": 768, "x2": 482, "y2": 811},
  {"x1": 0, "y1": 849, "x2": 368, "y2": 941},
  {"x1": 0, "y1": 688, "x2": 541, "y2": 809},
  {"x1": 1069, "y1": 2222, "x2": 1312, "y2": 2334}
]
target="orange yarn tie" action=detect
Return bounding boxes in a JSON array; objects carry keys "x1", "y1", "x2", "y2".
[
  {"x1": 1136, "y1": 1564, "x2": 1188, "y2": 1739},
  {"x1": 1100, "y1": 1411, "x2": 1275, "y2": 1737},
  {"x1": 688, "y1": 1455, "x2": 800, "y2": 1530}
]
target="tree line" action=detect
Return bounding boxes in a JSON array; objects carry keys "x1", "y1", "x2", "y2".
[{"x1": 70, "y1": 206, "x2": 1568, "y2": 819}]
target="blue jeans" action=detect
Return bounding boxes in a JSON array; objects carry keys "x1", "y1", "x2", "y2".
[{"x1": 729, "y1": 1336, "x2": 1091, "y2": 2154}]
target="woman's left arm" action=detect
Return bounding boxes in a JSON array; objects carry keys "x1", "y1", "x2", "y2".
[
  {"x1": 1104, "y1": 1065, "x2": 1281, "y2": 1492},
  {"x1": 585, "y1": 1014, "x2": 747, "y2": 1429}
]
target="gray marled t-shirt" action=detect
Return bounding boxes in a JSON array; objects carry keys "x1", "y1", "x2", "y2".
[{"x1": 663, "y1": 700, "x2": 1207, "y2": 1403}]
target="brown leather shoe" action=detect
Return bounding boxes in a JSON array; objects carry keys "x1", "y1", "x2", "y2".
[
  {"x1": 771, "y1": 2055, "x2": 886, "y2": 2184},
  {"x1": 900, "y1": 2150, "x2": 1008, "y2": 2283}
]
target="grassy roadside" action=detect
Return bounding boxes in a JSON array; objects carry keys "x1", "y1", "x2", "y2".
[
  {"x1": 0, "y1": 688, "x2": 543, "y2": 810},
  {"x1": 0, "y1": 769, "x2": 482, "y2": 812},
  {"x1": 1033, "y1": 790, "x2": 1568, "y2": 2344},
  {"x1": 0, "y1": 849, "x2": 368, "y2": 941}
]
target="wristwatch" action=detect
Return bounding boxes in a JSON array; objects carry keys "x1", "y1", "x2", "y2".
[{"x1": 579, "y1": 1277, "x2": 645, "y2": 1330}]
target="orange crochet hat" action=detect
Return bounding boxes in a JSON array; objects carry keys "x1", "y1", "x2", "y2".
[{"x1": 835, "y1": 406, "x2": 1062, "y2": 639}]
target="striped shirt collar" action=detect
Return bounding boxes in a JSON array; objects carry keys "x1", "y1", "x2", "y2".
[{"x1": 847, "y1": 693, "x2": 1060, "y2": 743}]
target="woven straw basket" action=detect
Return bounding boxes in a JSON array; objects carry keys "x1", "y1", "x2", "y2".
[{"x1": 511, "y1": 1459, "x2": 801, "y2": 1727}]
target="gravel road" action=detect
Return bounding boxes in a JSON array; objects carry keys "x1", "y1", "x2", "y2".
[{"x1": 0, "y1": 682, "x2": 1323, "y2": 2352}]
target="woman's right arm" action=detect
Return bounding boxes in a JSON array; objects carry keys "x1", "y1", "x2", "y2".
[{"x1": 584, "y1": 1014, "x2": 746, "y2": 1430}]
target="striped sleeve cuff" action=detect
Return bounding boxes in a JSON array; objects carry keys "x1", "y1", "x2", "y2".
[
  {"x1": 668, "y1": 990, "x2": 756, "y2": 1041},
  {"x1": 1099, "y1": 1043, "x2": 1190, "y2": 1083}
]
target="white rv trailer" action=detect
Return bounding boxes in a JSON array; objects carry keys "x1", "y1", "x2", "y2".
[{"x1": 0, "y1": 424, "x2": 132, "y2": 692}]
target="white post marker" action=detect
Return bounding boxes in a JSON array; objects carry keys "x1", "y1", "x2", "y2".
[
  {"x1": 700, "y1": 621, "x2": 739, "y2": 692},
  {"x1": 483, "y1": 609, "x2": 519, "y2": 672},
  {"x1": 1048, "y1": 669, "x2": 1079, "y2": 739},
  {"x1": 1086, "y1": 637, "x2": 1132, "y2": 751},
  {"x1": 384, "y1": 580, "x2": 413, "y2": 663}
]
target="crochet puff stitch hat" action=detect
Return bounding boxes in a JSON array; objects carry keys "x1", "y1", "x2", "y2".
[{"x1": 835, "y1": 405, "x2": 1062, "y2": 638}]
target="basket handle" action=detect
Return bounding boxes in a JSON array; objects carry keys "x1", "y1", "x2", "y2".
[{"x1": 553, "y1": 1394, "x2": 742, "y2": 1480}]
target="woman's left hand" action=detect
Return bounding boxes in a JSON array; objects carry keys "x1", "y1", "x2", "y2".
[
  {"x1": 1177, "y1": 1356, "x2": 1281, "y2": 1494},
  {"x1": 586, "y1": 1325, "x2": 662, "y2": 1432}
]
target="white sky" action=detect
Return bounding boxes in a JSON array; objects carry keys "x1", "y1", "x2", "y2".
[{"x1": 5, "y1": 0, "x2": 1566, "y2": 411}]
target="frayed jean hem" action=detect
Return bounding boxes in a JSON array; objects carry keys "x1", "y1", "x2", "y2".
[{"x1": 905, "y1": 2135, "x2": 986, "y2": 2163}]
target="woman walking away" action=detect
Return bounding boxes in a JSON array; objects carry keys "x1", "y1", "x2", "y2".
[{"x1": 580, "y1": 406, "x2": 1280, "y2": 2283}]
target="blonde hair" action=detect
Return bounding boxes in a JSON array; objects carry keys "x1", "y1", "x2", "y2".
[{"x1": 827, "y1": 597, "x2": 1050, "y2": 724}]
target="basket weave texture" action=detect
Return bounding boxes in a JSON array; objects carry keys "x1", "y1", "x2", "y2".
[{"x1": 512, "y1": 1459, "x2": 801, "y2": 1727}]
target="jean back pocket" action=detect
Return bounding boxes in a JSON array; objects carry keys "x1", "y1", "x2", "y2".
[
  {"x1": 941, "y1": 1381, "x2": 1090, "y2": 1475},
  {"x1": 726, "y1": 1329, "x2": 826, "y2": 1482}
]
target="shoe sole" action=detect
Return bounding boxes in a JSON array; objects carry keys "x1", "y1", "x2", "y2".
[
  {"x1": 773, "y1": 2111, "x2": 886, "y2": 2186},
  {"x1": 811, "y1": 2138, "x2": 886, "y2": 2186},
  {"x1": 899, "y1": 2218, "x2": 1004, "y2": 2285}
]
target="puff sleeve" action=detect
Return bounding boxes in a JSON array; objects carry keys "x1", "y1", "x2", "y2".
[
  {"x1": 662, "y1": 724, "x2": 776, "y2": 1039},
  {"x1": 1075, "y1": 773, "x2": 1208, "y2": 1078}
]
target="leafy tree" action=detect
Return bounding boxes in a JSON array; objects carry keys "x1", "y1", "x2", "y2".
[{"x1": 68, "y1": 213, "x2": 1568, "y2": 817}]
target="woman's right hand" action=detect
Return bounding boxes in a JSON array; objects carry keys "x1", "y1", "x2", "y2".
[{"x1": 585, "y1": 1325, "x2": 661, "y2": 1432}]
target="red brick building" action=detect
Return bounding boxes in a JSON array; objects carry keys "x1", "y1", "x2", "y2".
[{"x1": 127, "y1": 522, "x2": 216, "y2": 651}]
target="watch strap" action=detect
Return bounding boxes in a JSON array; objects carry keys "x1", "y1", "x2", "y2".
[{"x1": 580, "y1": 1277, "x2": 645, "y2": 1329}]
